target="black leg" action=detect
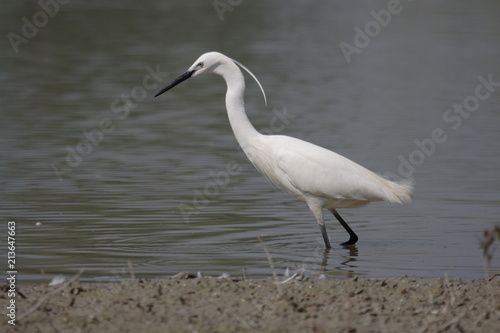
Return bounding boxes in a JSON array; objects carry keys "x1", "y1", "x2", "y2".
[
  {"x1": 319, "y1": 224, "x2": 332, "y2": 249},
  {"x1": 331, "y1": 209, "x2": 358, "y2": 245}
]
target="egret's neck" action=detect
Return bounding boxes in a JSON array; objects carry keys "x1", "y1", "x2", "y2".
[{"x1": 222, "y1": 65, "x2": 261, "y2": 150}]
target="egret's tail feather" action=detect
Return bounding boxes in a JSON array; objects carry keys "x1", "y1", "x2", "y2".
[{"x1": 382, "y1": 177, "x2": 414, "y2": 204}]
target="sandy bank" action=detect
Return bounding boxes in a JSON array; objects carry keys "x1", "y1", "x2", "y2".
[{"x1": 3, "y1": 274, "x2": 499, "y2": 332}]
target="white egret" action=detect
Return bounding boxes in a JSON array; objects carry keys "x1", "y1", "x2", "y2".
[{"x1": 155, "y1": 52, "x2": 413, "y2": 248}]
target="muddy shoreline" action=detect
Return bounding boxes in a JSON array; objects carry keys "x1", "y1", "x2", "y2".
[{"x1": 3, "y1": 275, "x2": 499, "y2": 332}]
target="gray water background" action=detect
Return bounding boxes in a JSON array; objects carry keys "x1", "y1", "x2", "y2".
[{"x1": 1, "y1": 0, "x2": 499, "y2": 283}]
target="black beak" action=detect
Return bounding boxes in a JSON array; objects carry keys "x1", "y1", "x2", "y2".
[{"x1": 154, "y1": 70, "x2": 195, "y2": 97}]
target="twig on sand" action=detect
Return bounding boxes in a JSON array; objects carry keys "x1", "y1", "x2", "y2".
[
  {"x1": 18, "y1": 269, "x2": 84, "y2": 322},
  {"x1": 257, "y1": 234, "x2": 278, "y2": 280},
  {"x1": 438, "y1": 307, "x2": 469, "y2": 332},
  {"x1": 127, "y1": 260, "x2": 135, "y2": 279},
  {"x1": 280, "y1": 268, "x2": 305, "y2": 284},
  {"x1": 488, "y1": 272, "x2": 499, "y2": 281}
]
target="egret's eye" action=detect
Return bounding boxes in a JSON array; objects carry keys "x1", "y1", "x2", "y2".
[{"x1": 196, "y1": 62, "x2": 204, "y2": 69}]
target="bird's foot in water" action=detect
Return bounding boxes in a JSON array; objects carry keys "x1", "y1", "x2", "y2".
[{"x1": 340, "y1": 237, "x2": 358, "y2": 246}]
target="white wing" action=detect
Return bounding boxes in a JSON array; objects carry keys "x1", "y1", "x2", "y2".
[{"x1": 261, "y1": 136, "x2": 411, "y2": 208}]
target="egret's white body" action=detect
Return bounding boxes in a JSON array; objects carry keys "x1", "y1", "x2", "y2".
[{"x1": 155, "y1": 52, "x2": 413, "y2": 248}]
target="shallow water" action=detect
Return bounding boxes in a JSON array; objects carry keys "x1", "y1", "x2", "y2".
[{"x1": 1, "y1": 1, "x2": 499, "y2": 283}]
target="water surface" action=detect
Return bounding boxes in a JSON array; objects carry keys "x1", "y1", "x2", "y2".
[{"x1": 1, "y1": 1, "x2": 499, "y2": 283}]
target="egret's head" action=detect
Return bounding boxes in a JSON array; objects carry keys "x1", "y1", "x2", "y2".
[
  {"x1": 154, "y1": 51, "x2": 266, "y2": 105},
  {"x1": 154, "y1": 52, "x2": 226, "y2": 98},
  {"x1": 189, "y1": 52, "x2": 226, "y2": 76}
]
